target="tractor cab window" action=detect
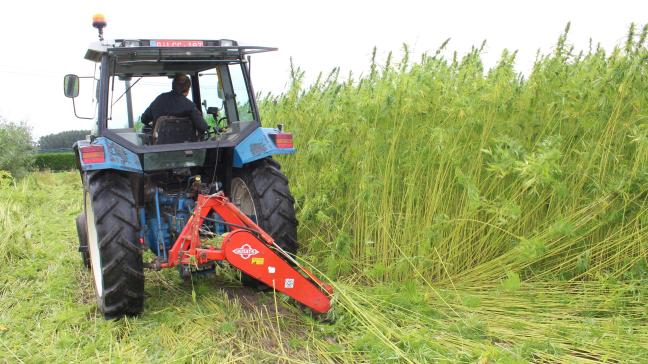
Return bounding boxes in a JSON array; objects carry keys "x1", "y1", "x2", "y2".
[
  {"x1": 108, "y1": 76, "x2": 179, "y2": 131},
  {"x1": 228, "y1": 64, "x2": 254, "y2": 122},
  {"x1": 199, "y1": 65, "x2": 255, "y2": 129},
  {"x1": 198, "y1": 69, "x2": 226, "y2": 130},
  {"x1": 105, "y1": 63, "x2": 258, "y2": 150}
]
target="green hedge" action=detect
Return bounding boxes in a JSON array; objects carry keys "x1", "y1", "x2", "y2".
[{"x1": 34, "y1": 152, "x2": 76, "y2": 171}]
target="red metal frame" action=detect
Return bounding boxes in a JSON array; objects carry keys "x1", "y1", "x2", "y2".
[{"x1": 159, "y1": 193, "x2": 333, "y2": 313}]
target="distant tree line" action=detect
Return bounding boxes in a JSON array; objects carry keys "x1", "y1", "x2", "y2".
[{"x1": 38, "y1": 130, "x2": 90, "y2": 150}]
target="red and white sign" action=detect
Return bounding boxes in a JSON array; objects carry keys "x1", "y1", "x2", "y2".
[
  {"x1": 232, "y1": 244, "x2": 259, "y2": 259},
  {"x1": 151, "y1": 40, "x2": 204, "y2": 47}
]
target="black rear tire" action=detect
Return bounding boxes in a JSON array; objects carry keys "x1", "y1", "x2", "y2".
[
  {"x1": 84, "y1": 171, "x2": 144, "y2": 319},
  {"x1": 76, "y1": 213, "x2": 90, "y2": 269},
  {"x1": 229, "y1": 158, "x2": 298, "y2": 288}
]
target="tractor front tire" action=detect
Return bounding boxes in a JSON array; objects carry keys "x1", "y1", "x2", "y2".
[
  {"x1": 230, "y1": 158, "x2": 298, "y2": 288},
  {"x1": 84, "y1": 171, "x2": 144, "y2": 319}
]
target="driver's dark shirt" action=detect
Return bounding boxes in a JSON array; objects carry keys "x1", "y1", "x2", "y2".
[{"x1": 141, "y1": 90, "x2": 209, "y2": 133}]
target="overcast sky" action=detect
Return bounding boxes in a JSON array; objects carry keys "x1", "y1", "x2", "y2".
[{"x1": 0, "y1": 0, "x2": 645, "y2": 139}]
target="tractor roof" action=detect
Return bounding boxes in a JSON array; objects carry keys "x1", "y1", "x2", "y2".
[{"x1": 85, "y1": 39, "x2": 277, "y2": 76}]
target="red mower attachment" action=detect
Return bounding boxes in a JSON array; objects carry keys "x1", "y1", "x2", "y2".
[{"x1": 158, "y1": 193, "x2": 333, "y2": 313}]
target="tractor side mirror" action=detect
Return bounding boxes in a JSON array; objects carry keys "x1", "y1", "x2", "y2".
[{"x1": 63, "y1": 74, "x2": 79, "y2": 98}]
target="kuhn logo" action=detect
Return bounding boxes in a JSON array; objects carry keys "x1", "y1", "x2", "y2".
[{"x1": 233, "y1": 244, "x2": 259, "y2": 259}]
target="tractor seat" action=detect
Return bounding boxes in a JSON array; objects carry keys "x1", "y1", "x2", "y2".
[{"x1": 152, "y1": 116, "x2": 198, "y2": 144}]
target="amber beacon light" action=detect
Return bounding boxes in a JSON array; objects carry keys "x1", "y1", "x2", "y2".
[{"x1": 92, "y1": 13, "x2": 107, "y2": 41}]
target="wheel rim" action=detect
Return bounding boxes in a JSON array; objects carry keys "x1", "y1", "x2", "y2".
[
  {"x1": 85, "y1": 191, "x2": 104, "y2": 298},
  {"x1": 230, "y1": 177, "x2": 258, "y2": 221}
]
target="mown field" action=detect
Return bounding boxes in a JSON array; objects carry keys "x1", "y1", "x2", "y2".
[{"x1": 1, "y1": 25, "x2": 647, "y2": 362}]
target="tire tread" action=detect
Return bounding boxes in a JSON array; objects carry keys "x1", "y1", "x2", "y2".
[{"x1": 85, "y1": 171, "x2": 144, "y2": 319}]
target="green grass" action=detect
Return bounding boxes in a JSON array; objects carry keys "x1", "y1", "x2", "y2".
[
  {"x1": 1, "y1": 24, "x2": 647, "y2": 362},
  {"x1": 0, "y1": 172, "x2": 646, "y2": 362}
]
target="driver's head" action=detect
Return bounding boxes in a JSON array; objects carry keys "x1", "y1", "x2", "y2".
[{"x1": 172, "y1": 74, "x2": 191, "y2": 96}]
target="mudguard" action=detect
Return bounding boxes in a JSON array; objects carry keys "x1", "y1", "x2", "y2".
[
  {"x1": 233, "y1": 127, "x2": 295, "y2": 168},
  {"x1": 75, "y1": 137, "x2": 143, "y2": 173}
]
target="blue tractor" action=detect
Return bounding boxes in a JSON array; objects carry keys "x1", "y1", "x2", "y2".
[{"x1": 65, "y1": 16, "x2": 310, "y2": 319}]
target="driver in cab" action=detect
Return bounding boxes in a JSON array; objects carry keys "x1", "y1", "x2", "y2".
[{"x1": 141, "y1": 74, "x2": 209, "y2": 136}]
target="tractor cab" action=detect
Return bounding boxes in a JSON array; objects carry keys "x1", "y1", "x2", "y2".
[
  {"x1": 63, "y1": 14, "x2": 295, "y2": 181},
  {"x1": 84, "y1": 38, "x2": 272, "y2": 144},
  {"x1": 64, "y1": 35, "x2": 289, "y2": 171}
]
